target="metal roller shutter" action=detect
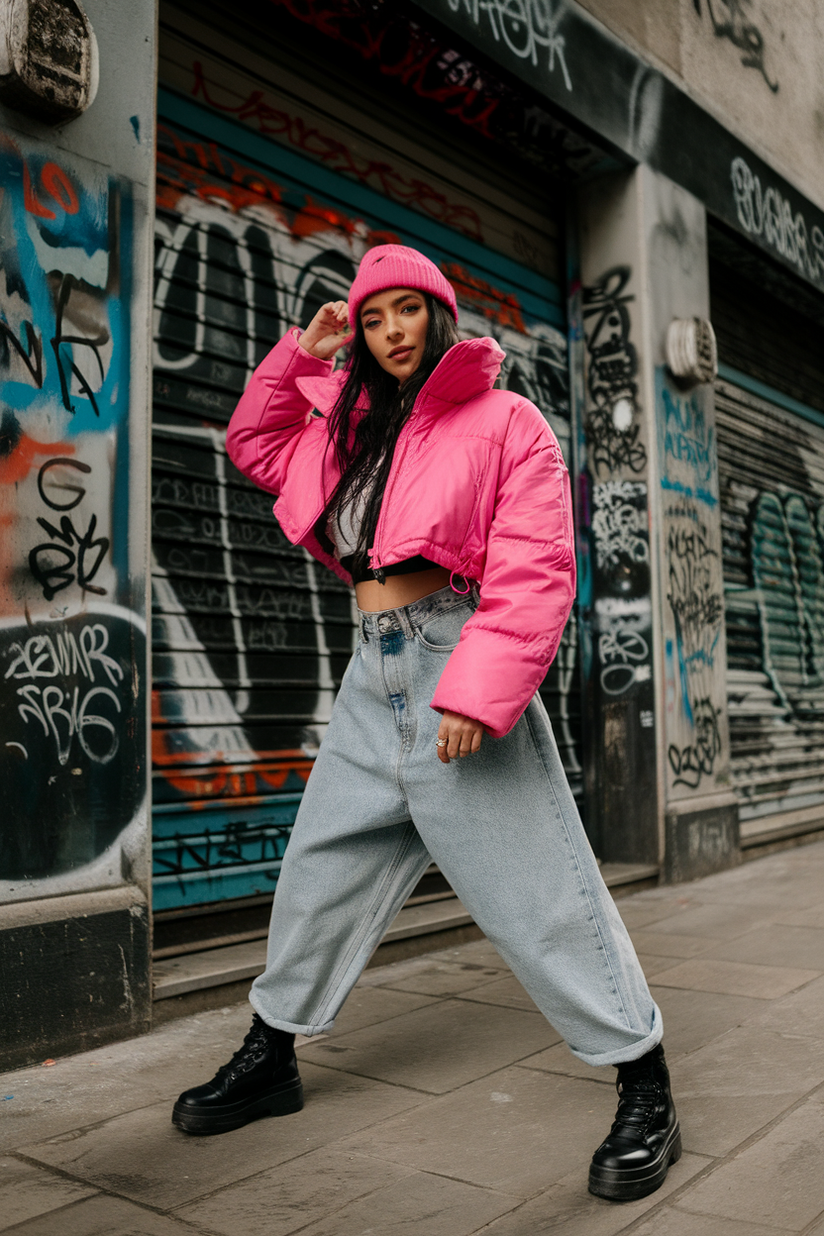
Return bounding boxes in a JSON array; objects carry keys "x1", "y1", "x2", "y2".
[
  {"x1": 717, "y1": 379, "x2": 824, "y2": 842},
  {"x1": 151, "y1": 20, "x2": 575, "y2": 911}
]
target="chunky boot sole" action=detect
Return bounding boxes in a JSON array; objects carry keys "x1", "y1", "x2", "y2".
[
  {"x1": 588, "y1": 1122, "x2": 682, "y2": 1202},
  {"x1": 172, "y1": 1077, "x2": 304, "y2": 1135}
]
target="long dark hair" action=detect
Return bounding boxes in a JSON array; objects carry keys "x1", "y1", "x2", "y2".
[{"x1": 316, "y1": 292, "x2": 459, "y2": 577}]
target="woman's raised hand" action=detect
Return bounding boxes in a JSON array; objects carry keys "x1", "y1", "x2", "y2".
[
  {"x1": 436, "y1": 711, "x2": 484, "y2": 764},
  {"x1": 297, "y1": 301, "x2": 353, "y2": 360}
]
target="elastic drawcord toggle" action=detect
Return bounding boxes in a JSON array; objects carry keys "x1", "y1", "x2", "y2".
[{"x1": 450, "y1": 571, "x2": 471, "y2": 595}]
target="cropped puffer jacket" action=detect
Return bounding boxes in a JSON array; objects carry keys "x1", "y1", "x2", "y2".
[{"x1": 226, "y1": 328, "x2": 576, "y2": 739}]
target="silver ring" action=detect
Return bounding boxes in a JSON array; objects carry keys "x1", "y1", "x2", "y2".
[{"x1": 435, "y1": 738, "x2": 448, "y2": 747}]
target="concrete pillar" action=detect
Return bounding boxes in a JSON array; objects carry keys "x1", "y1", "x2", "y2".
[
  {"x1": 574, "y1": 165, "x2": 738, "y2": 878},
  {"x1": 0, "y1": 0, "x2": 156, "y2": 1067}
]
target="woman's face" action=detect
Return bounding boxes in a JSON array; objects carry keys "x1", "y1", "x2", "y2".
[{"x1": 359, "y1": 287, "x2": 429, "y2": 383}]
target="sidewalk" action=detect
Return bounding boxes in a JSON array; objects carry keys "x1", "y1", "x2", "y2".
[{"x1": 2, "y1": 840, "x2": 823, "y2": 1236}]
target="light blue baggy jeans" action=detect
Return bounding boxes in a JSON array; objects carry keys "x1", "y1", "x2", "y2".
[{"x1": 251, "y1": 586, "x2": 663, "y2": 1066}]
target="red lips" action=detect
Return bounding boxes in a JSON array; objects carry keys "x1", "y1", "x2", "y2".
[{"x1": 388, "y1": 346, "x2": 413, "y2": 360}]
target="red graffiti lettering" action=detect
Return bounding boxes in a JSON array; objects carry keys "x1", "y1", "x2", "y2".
[
  {"x1": 268, "y1": 0, "x2": 502, "y2": 140},
  {"x1": 157, "y1": 125, "x2": 286, "y2": 216},
  {"x1": 23, "y1": 160, "x2": 80, "y2": 219},
  {"x1": 23, "y1": 162, "x2": 55, "y2": 219},
  {"x1": 0, "y1": 434, "x2": 67, "y2": 487},
  {"x1": 156, "y1": 124, "x2": 395, "y2": 248},
  {"x1": 441, "y1": 261, "x2": 526, "y2": 332},
  {"x1": 40, "y1": 162, "x2": 80, "y2": 214},
  {"x1": 191, "y1": 60, "x2": 485, "y2": 241}
]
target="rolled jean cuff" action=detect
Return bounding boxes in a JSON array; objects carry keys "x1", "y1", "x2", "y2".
[
  {"x1": 570, "y1": 1002, "x2": 664, "y2": 1068},
  {"x1": 250, "y1": 996, "x2": 335, "y2": 1038}
]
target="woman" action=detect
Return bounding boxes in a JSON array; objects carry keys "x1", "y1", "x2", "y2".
[{"x1": 172, "y1": 245, "x2": 680, "y2": 1202}]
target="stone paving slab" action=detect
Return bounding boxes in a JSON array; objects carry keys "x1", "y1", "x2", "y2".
[
  {"x1": 18, "y1": 1062, "x2": 425, "y2": 1210},
  {"x1": 424, "y1": 938, "x2": 512, "y2": 969},
  {"x1": 2, "y1": 840, "x2": 823, "y2": 1236},
  {"x1": 466, "y1": 1153, "x2": 712, "y2": 1236},
  {"x1": 649, "y1": 957, "x2": 821, "y2": 999},
  {"x1": 451, "y1": 973, "x2": 542, "y2": 1013},
  {"x1": 746, "y1": 972, "x2": 824, "y2": 1039},
  {"x1": 0, "y1": 1157, "x2": 96, "y2": 1232},
  {"x1": 774, "y1": 904, "x2": 824, "y2": 930},
  {"x1": 335, "y1": 1065, "x2": 620, "y2": 1199},
  {"x1": 320, "y1": 984, "x2": 438, "y2": 1035},
  {"x1": 1, "y1": 1195, "x2": 204, "y2": 1235},
  {"x1": 362, "y1": 957, "x2": 506, "y2": 997},
  {"x1": 668, "y1": 1021, "x2": 824, "y2": 1157},
  {"x1": 625, "y1": 929, "x2": 715, "y2": 958},
  {"x1": 172, "y1": 1147, "x2": 417, "y2": 1236},
  {"x1": 0, "y1": 1003, "x2": 256, "y2": 1152},
  {"x1": 629, "y1": 1209, "x2": 790, "y2": 1236},
  {"x1": 673, "y1": 1089, "x2": 824, "y2": 1231},
  {"x1": 702, "y1": 923, "x2": 824, "y2": 970},
  {"x1": 298, "y1": 998, "x2": 559, "y2": 1094},
  {"x1": 277, "y1": 1169, "x2": 517, "y2": 1236},
  {"x1": 632, "y1": 899, "x2": 782, "y2": 939}
]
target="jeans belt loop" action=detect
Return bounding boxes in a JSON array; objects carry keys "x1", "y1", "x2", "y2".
[{"x1": 397, "y1": 606, "x2": 415, "y2": 640}]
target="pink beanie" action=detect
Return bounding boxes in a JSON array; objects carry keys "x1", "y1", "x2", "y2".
[{"x1": 348, "y1": 244, "x2": 458, "y2": 325}]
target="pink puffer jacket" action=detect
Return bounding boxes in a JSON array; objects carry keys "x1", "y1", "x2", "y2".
[{"x1": 226, "y1": 328, "x2": 575, "y2": 738}]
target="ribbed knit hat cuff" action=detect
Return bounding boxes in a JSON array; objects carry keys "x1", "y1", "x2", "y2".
[{"x1": 348, "y1": 245, "x2": 458, "y2": 325}]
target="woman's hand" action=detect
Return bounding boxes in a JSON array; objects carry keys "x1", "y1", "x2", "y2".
[
  {"x1": 297, "y1": 301, "x2": 353, "y2": 360},
  {"x1": 437, "y1": 711, "x2": 484, "y2": 764}
]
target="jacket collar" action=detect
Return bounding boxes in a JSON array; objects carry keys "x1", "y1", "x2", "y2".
[{"x1": 294, "y1": 336, "x2": 506, "y2": 418}]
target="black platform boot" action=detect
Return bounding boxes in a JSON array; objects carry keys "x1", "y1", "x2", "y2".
[
  {"x1": 172, "y1": 1014, "x2": 304, "y2": 1135},
  {"x1": 588, "y1": 1044, "x2": 681, "y2": 1201}
]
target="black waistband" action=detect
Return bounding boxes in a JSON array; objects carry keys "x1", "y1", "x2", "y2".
[{"x1": 341, "y1": 554, "x2": 441, "y2": 585}]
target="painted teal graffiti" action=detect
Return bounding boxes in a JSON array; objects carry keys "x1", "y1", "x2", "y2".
[
  {"x1": 660, "y1": 476, "x2": 718, "y2": 508},
  {"x1": 0, "y1": 139, "x2": 130, "y2": 437},
  {"x1": 752, "y1": 490, "x2": 824, "y2": 703},
  {"x1": 0, "y1": 135, "x2": 137, "y2": 883},
  {"x1": 662, "y1": 386, "x2": 715, "y2": 485}
]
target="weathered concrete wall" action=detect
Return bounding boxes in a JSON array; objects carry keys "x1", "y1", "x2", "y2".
[
  {"x1": 0, "y1": 0, "x2": 156, "y2": 1064},
  {"x1": 577, "y1": 165, "x2": 739, "y2": 877},
  {"x1": 576, "y1": 0, "x2": 824, "y2": 213},
  {"x1": 575, "y1": 172, "x2": 659, "y2": 864}
]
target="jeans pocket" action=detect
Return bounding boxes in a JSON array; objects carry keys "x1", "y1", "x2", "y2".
[{"x1": 414, "y1": 602, "x2": 473, "y2": 651}]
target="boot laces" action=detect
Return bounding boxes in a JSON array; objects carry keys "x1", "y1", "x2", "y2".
[
  {"x1": 215, "y1": 1016, "x2": 273, "y2": 1083},
  {"x1": 610, "y1": 1074, "x2": 663, "y2": 1139}
]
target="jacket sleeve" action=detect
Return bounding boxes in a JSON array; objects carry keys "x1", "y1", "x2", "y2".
[
  {"x1": 430, "y1": 408, "x2": 576, "y2": 739},
  {"x1": 225, "y1": 329, "x2": 334, "y2": 495}
]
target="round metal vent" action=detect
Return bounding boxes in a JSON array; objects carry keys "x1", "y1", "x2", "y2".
[{"x1": 666, "y1": 318, "x2": 718, "y2": 387}]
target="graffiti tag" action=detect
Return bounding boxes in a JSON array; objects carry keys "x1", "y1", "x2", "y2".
[
  {"x1": 667, "y1": 524, "x2": 722, "y2": 656},
  {"x1": 668, "y1": 697, "x2": 722, "y2": 788},
  {"x1": 599, "y1": 625, "x2": 651, "y2": 696},
  {"x1": 4, "y1": 622, "x2": 124, "y2": 766},
  {"x1": 191, "y1": 62, "x2": 485, "y2": 241},
  {"x1": 732, "y1": 157, "x2": 824, "y2": 287},
  {"x1": 693, "y1": 0, "x2": 777, "y2": 92},
  {"x1": 583, "y1": 267, "x2": 646, "y2": 476},
  {"x1": 662, "y1": 387, "x2": 715, "y2": 485},
  {"x1": 592, "y1": 480, "x2": 649, "y2": 571},
  {"x1": 446, "y1": 0, "x2": 572, "y2": 87},
  {"x1": 29, "y1": 458, "x2": 110, "y2": 601},
  {"x1": 154, "y1": 820, "x2": 291, "y2": 880}
]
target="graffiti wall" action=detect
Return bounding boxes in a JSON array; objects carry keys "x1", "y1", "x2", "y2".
[
  {"x1": 576, "y1": 255, "x2": 657, "y2": 860},
  {"x1": 150, "y1": 87, "x2": 574, "y2": 909},
  {"x1": 657, "y1": 371, "x2": 729, "y2": 799},
  {"x1": 716, "y1": 378, "x2": 824, "y2": 832},
  {"x1": 415, "y1": 0, "x2": 824, "y2": 300},
  {"x1": 0, "y1": 134, "x2": 146, "y2": 901}
]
